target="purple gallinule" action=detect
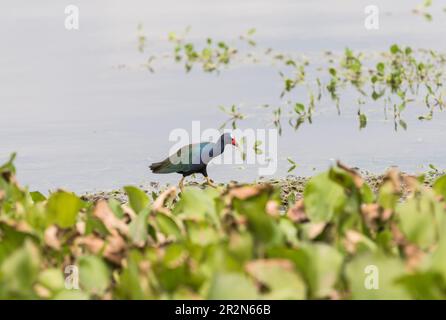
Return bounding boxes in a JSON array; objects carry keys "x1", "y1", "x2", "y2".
[{"x1": 150, "y1": 133, "x2": 238, "y2": 191}]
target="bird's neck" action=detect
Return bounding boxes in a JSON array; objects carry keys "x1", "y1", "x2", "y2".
[{"x1": 208, "y1": 139, "x2": 226, "y2": 158}]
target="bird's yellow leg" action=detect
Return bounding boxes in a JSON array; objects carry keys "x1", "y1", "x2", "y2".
[
  {"x1": 179, "y1": 176, "x2": 185, "y2": 192},
  {"x1": 205, "y1": 176, "x2": 217, "y2": 188}
]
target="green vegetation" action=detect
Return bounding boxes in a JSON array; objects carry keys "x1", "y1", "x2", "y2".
[
  {"x1": 2, "y1": 154, "x2": 446, "y2": 299},
  {"x1": 148, "y1": 28, "x2": 446, "y2": 133}
]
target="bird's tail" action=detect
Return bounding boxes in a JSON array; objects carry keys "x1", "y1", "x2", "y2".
[{"x1": 149, "y1": 158, "x2": 175, "y2": 174}]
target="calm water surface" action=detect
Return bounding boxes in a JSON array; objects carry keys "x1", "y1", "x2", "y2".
[{"x1": 1, "y1": 0, "x2": 446, "y2": 192}]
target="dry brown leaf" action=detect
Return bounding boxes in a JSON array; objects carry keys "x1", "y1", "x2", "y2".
[
  {"x1": 307, "y1": 222, "x2": 327, "y2": 239},
  {"x1": 122, "y1": 204, "x2": 136, "y2": 221},
  {"x1": 390, "y1": 222, "x2": 424, "y2": 270},
  {"x1": 337, "y1": 161, "x2": 363, "y2": 188},
  {"x1": 34, "y1": 284, "x2": 51, "y2": 299},
  {"x1": 93, "y1": 200, "x2": 129, "y2": 236},
  {"x1": 44, "y1": 225, "x2": 61, "y2": 250},
  {"x1": 266, "y1": 200, "x2": 279, "y2": 217},
  {"x1": 402, "y1": 174, "x2": 421, "y2": 194},
  {"x1": 76, "y1": 221, "x2": 86, "y2": 235},
  {"x1": 75, "y1": 235, "x2": 105, "y2": 254},
  {"x1": 246, "y1": 259, "x2": 294, "y2": 275},
  {"x1": 343, "y1": 230, "x2": 363, "y2": 254},
  {"x1": 361, "y1": 203, "x2": 380, "y2": 231},
  {"x1": 385, "y1": 168, "x2": 402, "y2": 193},
  {"x1": 152, "y1": 186, "x2": 177, "y2": 213},
  {"x1": 404, "y1": 244, "x2": 425, "y2": 270},
  {"x1": 381, "y1": 208, "x2": 393, "y2": 222},
  {"x1": 103, "y1": 234, "x2": 127, "y2": 265},
  {"x1": 229, "y1": 184, "x2": 271, "y2": 200},
  {"x1": 287, "y1": 199, "x2": 309, "y2": 223}
]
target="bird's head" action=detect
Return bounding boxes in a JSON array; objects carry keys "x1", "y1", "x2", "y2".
[{"x1": 221, "y1": 132, "x2": 238, "y2": 147}]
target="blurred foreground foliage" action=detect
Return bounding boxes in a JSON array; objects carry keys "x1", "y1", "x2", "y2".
[{"x1": 1, "y1": 154, "x2": 446, "y2": 299}]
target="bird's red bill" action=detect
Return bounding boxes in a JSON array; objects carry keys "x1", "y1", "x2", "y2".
[{"x1": 231, "y1": 138, "x2": 237, "y2": 146}]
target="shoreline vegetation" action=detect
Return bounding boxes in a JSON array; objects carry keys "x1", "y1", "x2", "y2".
[
  {"x1": 81, "y1": 167, "x2": 444, "y2": 205},
  {"x1": 2, "y1": 153, "x2": 446, "y2": 299}
]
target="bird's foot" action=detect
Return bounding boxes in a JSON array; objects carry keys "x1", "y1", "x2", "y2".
[
  {"x1": 205, "y1": 176, "x2": 217, "y2": 188},
  {"x1": 178, "y1": 177, "x2": 185, "y2": 193}
]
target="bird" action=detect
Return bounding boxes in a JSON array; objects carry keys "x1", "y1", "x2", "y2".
[{"x1": 149, "y1": 133, "x2": 238, "y2": 191}]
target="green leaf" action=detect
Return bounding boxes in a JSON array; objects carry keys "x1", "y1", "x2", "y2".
[
  {"x1": 246, "y1": 260, "x2": 306, "y2": 299},
  {"x1": 358, "y1": 112, "x2": 367, "y2": 129},
  {"x1": 303, "y1": 172, "x2": 345, "y2": 222},
  {"x1": 108, "y1": 198, "x2": 124, "y2": 219},
  {"x1": 233, "y1": 192, "x2": 282, "y2": 245},
  {"x1": 433, "y1": 175, "x2": 446, "y2": 199},
  {"x1": 46, "y1": 191, "x2": 83, "y2": 228},
  {"x1": 30, "y1": 191, "x2": 46, "y2": 203},
  {"x1": 114, "y1": 250, "x2": 154, "y2": 299},
  {"x1": 207, "y1": 273, "x2": 258, "y2": 299},
  {"x1": 397, "y1": 195, "x2": 437, "y2": 249},
  {"x1": 184, "y1": 220, "x2": 219, "y2": 246},
  {"x1": 268, "y1": 243, "x2": 342, "y2": 298},
  {"x1": 53, "y1": 290, "x2": 89, "y2": 300},
  {"x1": 38, "y1": 268, "x2": 65, "y2": 293},
  {"x1": 390, "y1": 44, "x2": 400, "y2": 54},
  {"x1": 78, "y1": 255, "x2": 110, "y2": 296},
  {"x1": 294, "y1": 103, "x2": 305, "y2": 114},
  {"x1": 124, "y1": 186, "x2": 150, "y2": 213},
  {"x1": 129, "y1": 208, "x2": 150, "y2": 245},
  {"x1": 155, "y1": 212, "x2": 183, "y2": 239},
  {"x1": 173, "y1": 187, "x2": 219, "y2": 224},
  {"x1": 346, "y1": 251, "x2": 410, "y2": 299},
  {"x1": 397, "y1": 272, "x2": 445, "y2": 300},
  {"x1": 0, "y1": 240, "x2": 40, "y2": 298}
]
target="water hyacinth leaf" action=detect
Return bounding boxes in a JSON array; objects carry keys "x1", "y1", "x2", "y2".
[
  {"x1": 296, "y1": 244, "x2": 342, "y2": 298},
  {"x1": 46, "y1": 191, "x2": 83, "y2": 228},
  {"x1": 38, "y1": 268, "x2": 65, "y2": 293},
  {"x1": 377, "y1": 181, "x2": 399, "y2": 210},
  {"x1": 173, "y1": 187, "x2": 219, "y2": 224},
  {"x1": 303, "y1": 172, "x2": 345, "y2": 222},
  {"x1": 184, "y1": 220, "x2": 219, "y2": 246},
  {"x1": 246, "y1": 260, "x2": 306, "y2": 299},
  {"x1": 207, "y1": 273, "x2": 258, "y2": 299},
  {"x1": 0, "y1": 240, "x2": 40, "y2": 298},
  {"x1": 267, "y1": 243, "x2": 342, "y2": 298},
  {"x1": 114, "y1": 251, "x2": 152, "y2": 299},
  {"x1": 346, "y1": 252, "x2": 410, "y2": 299},
  {"x1": 433, "y1": 175, "x2": 446, "y2": 199},
  {"x1": 53, "y1": 290, "x2": 89, "y2": 300},
  {"x1": 396, "y1": 196, "x2": 437, "y2": 249},
  {"x1": 155, "y1": 212, "x2": 183, "y2": 239},
  {"x1": 108, "y1": 198, "x2": 125, "y2": 219},
  {"x1": 397, "y1": 272, "x2": 446, "y2": 300},
  {"x1": 156, "y1": 243, "x2": 190, "y2": 292},
  {"x1": 228, "y1": 232, "x2": 254, "y2": 262},
  {"x1": 124, "y1": 186, "x2": 150, "y2": 213},
  {"x1": 129, "y1": 208, "x2": 150, "y2": 245},
  {"x1": 0, "y1": 224, "x2": 33, "y2": 262},
  {"x1": 429, "y1": 218, "x2": 446, "y2": 280},
  {"x1": 78, "y1": 255, "x2": 110, "y2": 296},
  {"x1": 233, "y1": 192, "x2": 282, "y2": 245}
]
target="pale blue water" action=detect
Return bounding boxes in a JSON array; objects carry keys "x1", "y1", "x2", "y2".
[{"x1": 1, "y1": 0, "x2": 446, "y2": 192}]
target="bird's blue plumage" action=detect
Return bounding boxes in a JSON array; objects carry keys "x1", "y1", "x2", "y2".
[{"x1": 149, "y1": 136, "x2": 230, "y2": 176}]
